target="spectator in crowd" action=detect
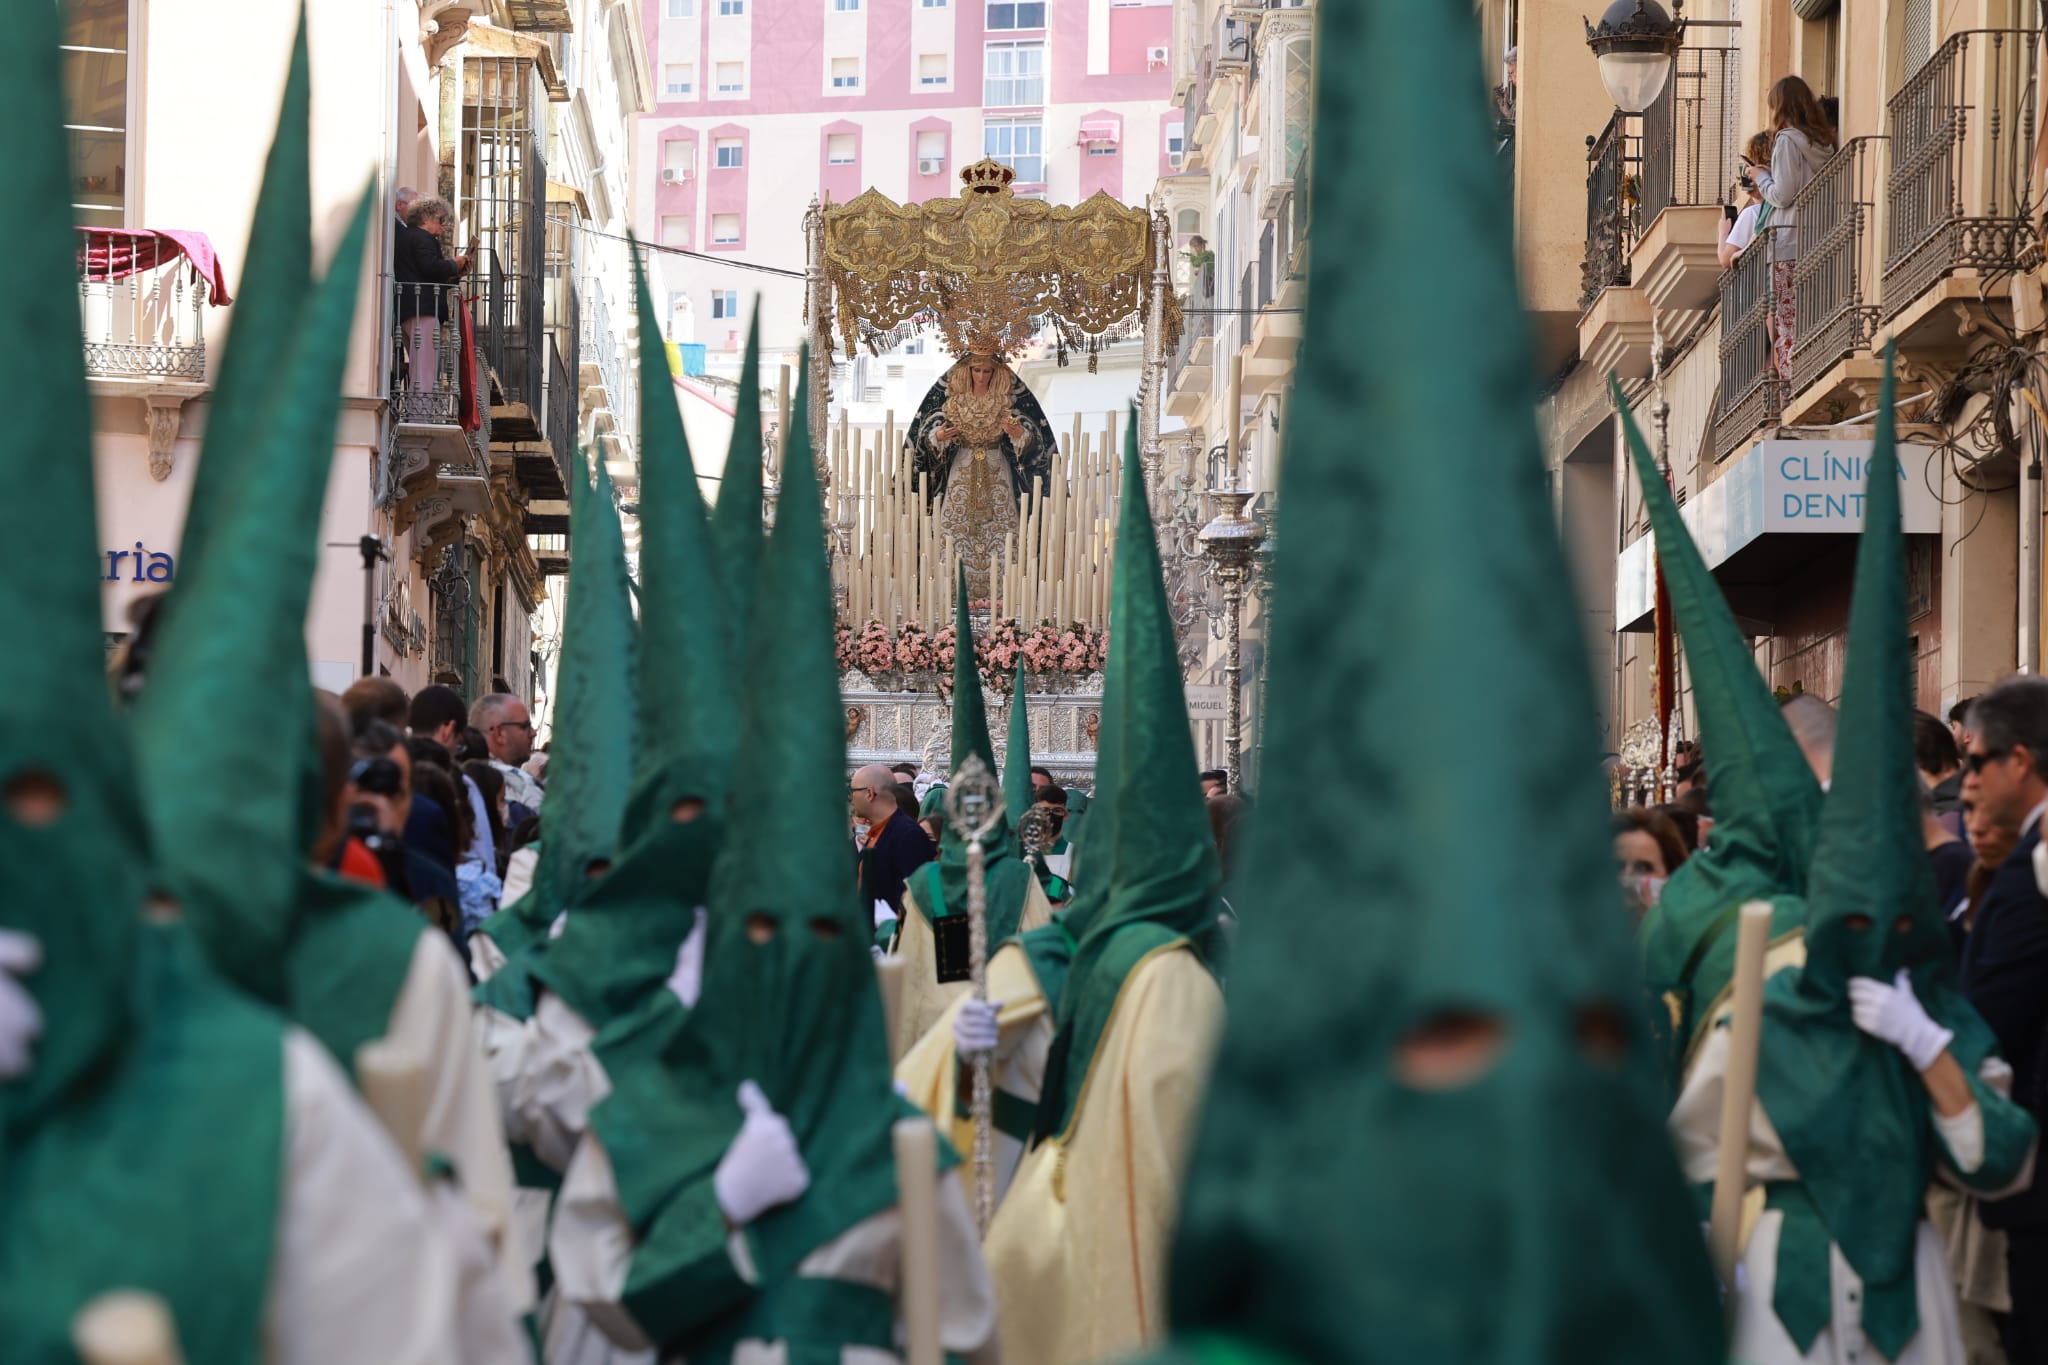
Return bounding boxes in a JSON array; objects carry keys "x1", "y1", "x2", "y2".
[
  {"x1": 1750, "y1": 75, "x2": 1837, "y2": 383},
  {"x1": 1029, "y1": 764, "x2": 1055, "y2": 798},
  {"x1": 1717, "y1": 130, "x2": 1775, "y2": 269},
  {"x1": 471, "y1": 692, "x2": 543, "y2": 817},
  {"x1": 411, "y1": 683, "x2": 498, "y2": 910},
  {"x1": 1208, "y1": 791, "x2": 1249, "y2": 885},
  {"x1": 851, "y1": 762, "x2": 933, "y2": 927},
  {"x1": 1200, "y1": 768, "x2": 1228, "y2": 800},
  {"x1": 1954, "y1": 794, "x2": 2023, "y2": 935},
  {"x1": 890, "y1": 761, "x2": 921, "y2": 790},
  {"x1": 1957, "y1": 678, "x2": 2048, "y2": 1359},
  {"x1": 1782, "y1": 691, "x2": 1838, "y2": 785},
  {"x1": 454, "y1": 725, "x2": 491, "y2": 765},
  {"x1": 1653, "y1": 800, "x2": 1701, "y2": 854},
  {"x1": 463, "y1": 759, "x2": 511, "y2": 879},
  {"x1": 1953, "y1": 695, "x2": 1982, "y2": 756},
  {"x1": 1612, "y1": 806, "x2": 1688, "y2": 910},
  {"x1": 1924, "y1": 773, "x2": 1975, "y2": 926},
  {"x1": 406, "y1": 759, "x2": 469, "y2": 951},
  {"x1": 340, "y1": 675, "x2": 408, "y2": 733},
  {"x1": 1917, "y1": 707, "x2": 1964, "y2": 815},
  {"x1": 394, "y1": 195, "x2": 468, "y2": 406},
  {"x1": 920, "y1": 808, "x2": 946, "y2": 850}
]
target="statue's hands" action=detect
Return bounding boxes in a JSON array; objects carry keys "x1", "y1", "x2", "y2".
[
  {"x1": 933, "y1": 422, "x2": 958, "y2": 444},
  {"x1": 1002, "y1": 418, "x2": 1026, "y2": 441}
]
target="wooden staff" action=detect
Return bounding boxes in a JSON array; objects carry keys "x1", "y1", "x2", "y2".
[
  {"x1": 73, "y1": 1292, "x2": 186, "y2": 1365},
  {"x1": 876, "y1": 953, "x2": 907, "y2": 1060},
  {"x1": 1709, "y1": 900, "x2": 1775, "y2": 1289},
  {"x1": 893, "y1": 1117, "x2": 944, "y2": 1365}
]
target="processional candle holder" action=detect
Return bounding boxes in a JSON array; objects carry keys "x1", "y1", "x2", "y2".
[
  {"x1": 1197, "y1": 488, "x2": 1265, "y2": 796},
  {"x1": 945, "y1": 754, "x2": 1006, "y2": 1238}
]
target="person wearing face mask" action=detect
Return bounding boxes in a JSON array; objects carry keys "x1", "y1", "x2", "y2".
[
  {"x1": 850, "y1": 762, "x2": 932, "y2": 937},
  {"x1": 548, "y1": 365, "x2": 998, "y2": 1365},
  {"x1": 1613, "y1": 807, "x2": 1688, "y2": 914},
  {"x1": 1670, "y1": 365, "x2": 2036, "y2": 1365}
]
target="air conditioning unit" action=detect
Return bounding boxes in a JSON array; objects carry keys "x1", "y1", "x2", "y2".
[
  {"x1": 919, "y1": 157, "x2": 944, "y2": 175},
  {"x1": 661, "y1": 166, "x2": 692, "y2": 184},
  {"x1": 1146, "y1": 45, "x2": 1169, "y2": 67}
]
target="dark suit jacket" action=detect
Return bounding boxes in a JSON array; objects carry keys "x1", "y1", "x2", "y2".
[
  {"x1": 1961, "y1": 824, "x2": 2048, "y2": 1228},
  {"x1": 860, "y1": 810, "x2": 934, "y2": 918},
  {"x1": 394, "y1": 222, "x2": 462, "y2": 320}
]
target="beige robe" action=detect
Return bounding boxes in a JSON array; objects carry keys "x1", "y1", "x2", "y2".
[
  {"x1": 272, "y1": 1028, "x2": 529, "y2": 1365},
  {"x1": 549, "y1": 1132, "x2": 1000, "y2": 1363},
  {"x1": 981, "y1": 944, "x2": 1223, "y2": 1365},
  {"x1": 894, "y1": 941, "x2": 1054, "y2": 1208},
  {"x1": 891, "y1": 877, "x2": 1052, "y2": 1064},
  {"x1": 360, "y1": 930, "x2": 527, "y2": 1315}
]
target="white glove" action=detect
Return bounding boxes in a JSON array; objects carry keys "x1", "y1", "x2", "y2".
[
  {"x1": 1848, "y1": 968, "x2": 1954, "y2": 1071},
  {"x1": 953, "y1": 997, "x2": 1001, "y2": 1055},
  {"x1": 548, "y1": 911, "x2": 569, "y2": 940},
  {"x1": 0, "y1": 930, "x2": 44, "y2": 1080},
  {"x1": 714, "y1": 1080, "x2": 810, "y2": 1225},
  {"x1": 666, "y1": 908, "x2": 708, "y2": 1009}
]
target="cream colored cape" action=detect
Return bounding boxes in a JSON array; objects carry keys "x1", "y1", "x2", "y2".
[
  {"x1": 891, "y1": 876, "x2": 1052, "y2": 1064},
  {"x1": 362, "y1": 931, "x2": 527, "y2": 1314},
  {"x1": 981, "y1": 944, "x2": 1222, "y2": 1365},
  {"x1": 894, "y1": 941, "x2": 1054, "y2": 1208},
  {"x1": 272, "y1": 1028, "x2": 528, "y2": 1365}
]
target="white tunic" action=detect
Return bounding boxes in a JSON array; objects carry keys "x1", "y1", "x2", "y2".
[{"x1": 1671, "y1": 1028, "x2": 2034, "y2": 1365}]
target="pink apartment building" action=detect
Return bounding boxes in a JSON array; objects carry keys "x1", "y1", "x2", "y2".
[{"x1": 635, "y1": 0, "x2": 1180, "y2": 355}]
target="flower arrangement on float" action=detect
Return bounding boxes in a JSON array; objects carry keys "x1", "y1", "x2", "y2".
[{"x1": 836, "y1": 618, "x2": 1108, "y2": 695}]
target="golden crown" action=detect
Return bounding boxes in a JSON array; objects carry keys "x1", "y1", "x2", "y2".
[{"x1": 957, "y1": 157, "x2": 1017, "y2": 197}]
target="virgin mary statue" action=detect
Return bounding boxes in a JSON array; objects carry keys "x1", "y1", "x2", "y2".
[{"x1": 907, "y1": 352, "x2": 1057, "y2": 600}]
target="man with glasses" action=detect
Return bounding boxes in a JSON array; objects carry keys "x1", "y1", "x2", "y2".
[
  {"x1": 471, "y1": 691, "x2": 544, "y2": 820},
  {"x1": 1960, "y1": 677, "x2": 2048, "y2": 1362},
  {"x1": 851, "y1": 762, "x2": 931, "y2": 935}
]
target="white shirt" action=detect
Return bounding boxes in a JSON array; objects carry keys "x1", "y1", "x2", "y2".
[{"x1": 1726, "y1": 202, "x2": 1761, "y2": 255}]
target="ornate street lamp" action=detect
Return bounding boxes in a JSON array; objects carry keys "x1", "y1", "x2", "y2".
[{"x1": 1583, "y1": 0, "x2": 1684, "y2": 115}]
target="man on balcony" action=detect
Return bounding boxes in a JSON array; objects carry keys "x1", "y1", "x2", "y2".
[{"x1": 395, "y1": 196, "x2": 469, "y2": 418}]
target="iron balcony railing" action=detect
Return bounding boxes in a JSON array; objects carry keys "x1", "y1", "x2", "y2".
[
  {"x1": 391, "y1": 280, "x2": 464, "y2": 426},
  {"x1": 1581, "y1": 110, "x2": 1641, "y2": 310},
  {"x1": 1715, "y1": 223, "x2": 1788, "y2": 460},
  {"x1": 1169, "y1": 276, "x2": 1214, "y2": 391},
  {"x1": 1790, "y1": 136, "x2": 1885, "y2": 397},
  {"x1": 1183, "y1": 43, "x2": 1215, "y2": 158},
  {"x1": 1883, "y1": 28, "x2": 2040, "y2": 317},
  {"x1": 1640, "y1": 43, "x2": 1740, "y2": 226},
  {"x1": 472, "y1": 248, "x2": 508, "y2": 400},
  {"x1": 76, "y1": 230, "x2": 209, "y2": 381}
]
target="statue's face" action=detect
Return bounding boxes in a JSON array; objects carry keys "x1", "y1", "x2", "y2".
[{"x1": 969, "y1": 360, "x2": 997, "y2": 391}]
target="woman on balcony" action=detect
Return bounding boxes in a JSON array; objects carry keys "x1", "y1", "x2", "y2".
[
  {"x1": 395, "y1": 197, "x2": 470, "y2": 414},
  {"x1": 1750, "y1": 76, "x2": 1837, "y2": 383}
]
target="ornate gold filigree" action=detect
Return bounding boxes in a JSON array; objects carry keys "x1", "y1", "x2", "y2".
[{"x1": 819, "y1": 160, "x2": 1179, "y2": 366}]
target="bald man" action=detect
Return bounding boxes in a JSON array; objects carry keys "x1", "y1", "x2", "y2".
[{"x1": 852, "y1": 762, "x2": 933, "y2": 932}]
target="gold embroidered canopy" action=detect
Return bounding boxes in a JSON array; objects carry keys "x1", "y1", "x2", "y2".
[{"x1": 817, "y1": 158, "x2": 1180, "y2": 368}]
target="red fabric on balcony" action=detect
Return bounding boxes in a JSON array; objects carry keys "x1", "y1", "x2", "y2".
[
  {"x1": 457, "y1": 296, "x2": 481, "y2": 433},
  {"x1": 76, "y1": 228, "x2": 233, "y2": 307}
]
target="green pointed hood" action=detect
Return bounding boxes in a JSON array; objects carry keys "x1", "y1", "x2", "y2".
[
  {"x1": 1619, "y1": 380, "x2": 1821, "y2": 1074},
  {"x1": 1034, "y1": 416, "x2": 1220, "y2": 1141},
  {"x1": 711, "y1": 303, "x2": 765, "y2": 651},
  {"x1": 529, "y1": 259, "x2": 735, "y2": 1031},
  {"x1": 129, "y1": 101, "x2": 377, "y2": 1005},
  {"x1": 620, "y1": 249, "x2": 737, "y2": 844},
  {"x1": 535, "y1": 450, "x2": 640, "y2": 912},
  {"x1": 1751, "y1": 352, "x2": 1997, "y2": 1358},
  {"x1": 919, "y1": 567, "x2": 1035, "y2": 937},
  {"x1": 695, "y1": 347, "x2": 918, "y2": 1279},
  {"x1": 0, "y1": 7, "x2": 149, "y2": 1135},
  {"x1": 1145, "y1": 0, "x2": 1724, "y2": 1356},
  {"x1": 1005, "y1": 657, "x2": 1033, "y2": 828}
]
